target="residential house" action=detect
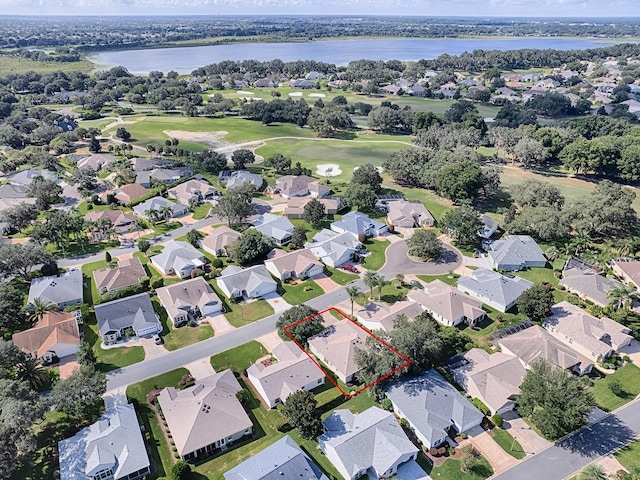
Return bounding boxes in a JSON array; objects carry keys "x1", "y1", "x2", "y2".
[
  {"x1": 84, "y1": 209, "x2": 138, "y2": 239},
  {"x1": 305, "y1": 71, "x2": 325, "y2": 80},
  {"x1": 498, "y1": 325, "x2": 594, "y2": 376},
  {"x1": 327, "y1": 79, "x2": 349, "y2": 89},
  {"x1": 611, "y1": 258, "x2": 640, "y2": 289},
  {"x1": 58, "y1": 403, "x2": 151, "y2": 480},
  {"x1": 304, "y1": 229, "x2": 363, "y2": 268},
  {"x1": 199, "y1": 226, "x2": 242, "y2": 257},
  {"x1": 544, "y1": 301, "x2": 633, "y2": 362},
  {"x1": 9, "y1": 168, "x2": 59, "y2": 186},
  {"x1": 216, "y1": 265, "x2": 278, "y2": 300},
  {"x1": 252, "y1": 213, "x2": 295, "y2": 246},
  {"x1": 12, "y1": 311, "x2": 80, "y2": 362},
  {"x1": 136, "y1": 167, "x2": 192, "y2": 188},
  {"x1": 408, "y1": 280, "x2": 485, "y2": 327},
  {"x1": 110, "y1": 183, "x2": 149, "y2": 203},
  {"x1": 168, "y1": 178, "x2": 219, "y2": 205},
  {"x1": 28, "y1": 269, "x2": 83, "y2": 309},
  {"x1": 537, "y1": 78, "x2": 561, "y2": 89},
  {"x1": 451, "y1": 349, "x2": 526, "y2": 415},
  {"x1": 266, "y1": 175, "x2": 330, "y2": 199},
  {"x1": 308, "y1": 319, "x2": 370, "y2": 384},
  {"x1": 356, "y1": 301, "x2": 424, "y2": 333},
  {"x1": 253, "y1": 78, "x2": 277, "y2": 88},
  {"x1": 290, "y1": 79, "x2": 316, "y2": 89},
  {"x1": 93, "y1": 257, "x2": 147, "y2": 294},
  {"x1": 486, "y1": 235, "x2": 547, "y2": 271},
  {"x1": 132, "y1": 196, "x2": 189, "y2": 220},
  {"x1": 131, "y1": 157, "x2": 172, "y2": 171},
  {"x1": 407, "y1": 84, "x2": 427, "y2": 96},
  {"x1": 247, "y1": 341, "x2": 326, "y2": 409},
  {"x1": 0, "y1": 184, "x2": 36, "y2": 232},
  {"x1": 158, "y1": 370, "x2": 253, "y2": 460},
  {"x1": 385, "y1": 370, "x2": 484, "y2": 449},
  {"x1": 560, "y1": 257, "x2": 625, "y2": 307},
  {"x1": 264, "y1": 248, "x2": 324, "y2": 281},
  {"x1": 522, "y1": 87, "x2": 547, "y2": 102},
  {"x1": 76, "y1": 153, "x2": 116, "y2": 171},
  {"x1": 150, "y1": 240, "x2": 206, "y2": 278},
  {"x1": 94, "y1": 293, "x2": 161, "y2": 343},
  {"x1": 319, "y1": 407, "x2": 421, "y2": 480},
  {"x1": 478, "y1": 214, "x2": 499, "y2": 239},
  {"x1": 457, "y1": 268, "x2": 533, "y2": 312},
  {"x1": 331, "y1": 211, "x2": 388, "y2": 241},
  {"x1": 284, "y1": 196, "x2": 342, "y2": 218},
  {"x1": 220, "y1": 170, "x2": 264, "y2": 190},
  {"x1": 386, "y1": 200, "x2": 434, "y2": 228},
  {"x1": 156, "y1": 277, "x2": 223, "y2": 327},
  {"x1": 379, "y1": 84, "x2": 403, "y2": 95},
  {"x1": 224, "y1": 435, "x2": 328, "y2": 480}
]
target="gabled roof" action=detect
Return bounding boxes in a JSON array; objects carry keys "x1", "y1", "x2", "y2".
[
  {"x1": 224, "y1": 435, "x2": 327, "y2": 480},
  {"x1": 385, "y1": 370, "x2": 484, "y2": 446},
  {"x1": 252, "y1": 213, "x2": 295, "y2": 242},
  {"x1": 12, "y1": 311, "x2": 80, "y2": 358},
  {"x1": 58, "y1": 403, "x2": 150, "y2": 480},
  {"x1": 168, "y1": 179, "x2": 218, "y2": 202},
  {"x1": 9, "y1": 168, "x2": 59, "y2": 185},
  {"x1": 271, "y1": 175, "x2": 329, "y2": 197},
  {"x1": 319, "y1": 407, "x2": 417, "y2": 479},
  {"x1": 132, "y1": 196, "x2": 188, "y2": 217},
  {"x1": 93, "y1": 257, "x2": 147, "y2": 292},
  {"x1": 308, "y1": 319, "x2": 370, "y2": 381},
  {"x1": 284, "y1": 196, "x2": 341, "y2": 217},
  {"x1": 356, "y1": 300, "x2": 424, "y2": 332},
  {"x1": 544, "y1": 301, "x2": 632, "y2": 356},
  {"x1": 216, "y1": 264, "x2": 277, "y2": 297},
  {"x1": 498, "y1": 325, "x2": 593, "y2": 372},
  {"x1": 408, "y1": 280, "x2": 485, "y2": 324},
  {"x1": 487, "y1": 235, "x2": 546, "y2": 269},
  {"x1": 612, "y1": 258, "x2": 640, "y2": 286},
  {"x1": 0, "y1": 183, "x2": 29, "y2": 199},
  {"x1": 157, "y1": 370, "x2": 252, "y2": 457},
  {"x1": 77, "y1": 154, "x2": 117, "y2": 171},
  {"x1": 224, "y1": 170, "x2": 264, "y2": 190},
  {"x1": 387, "y1": 200, "x2": 434, "y2": 226},
  {"x1": 451, "y1": 349, "x2": 526, "y2": 414},
  {"x1": 115, "y1": 183, "x2": 149, "y2": 202},
  {"x1": 264, "y1": 248, "x2": 323, "y2": 277},
  {"x1": 457, "y1": 268, "x2": 533, "y2": 308},
  {"x1": 247, "y1": 342, "x2": 325, "y2": 407},
  {"x1": 560, "y1": 268, "x2": 624, "y2": 306},
  {"x1": 200, "y1": 226, "x2": 242, "y2": 253},
  {"x1": 331, "y1": 211, "x2": 386, "y2": 236},
  {"x1": 84, "y1": 209, "x2": 137, "y2": 227},
  {"x1": 28, "y1": 269, "x2": 83, "y2": 307},
  {"x1": 136, "y1": 167, "x2": 190, "y2": 185},
  {"x1": 94, "y1": 293, "x2": 159, "y2": 336},
  {"x1": 156, "y1": 277, "x2": 222, "y2": 320},
  {"x1": 304, "y1": 229, "x2": 362, "y2": 265},
  {"x1": 151, "y1": 240, "x2": 204, "y2": 273}
]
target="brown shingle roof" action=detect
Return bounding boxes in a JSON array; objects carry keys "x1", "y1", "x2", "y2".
[
  {"x1": 12, "y1": 311, "x2": 80, "y2": 358},
  {"x1": 93, "y1": 257, "x2": 147, "y2": 292}
]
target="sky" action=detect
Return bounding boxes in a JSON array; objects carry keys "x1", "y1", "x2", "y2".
[{"x1": 0, "y1": 0, "x2": 638, "y2": 17}]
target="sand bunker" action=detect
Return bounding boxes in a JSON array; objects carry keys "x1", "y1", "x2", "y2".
[
  {"x1": 308, "y1": 93, "x2": 326, "y2": 98},
  {"x1": 354, "y1": 166, "x2": 384, "y2": 173},
  {"x1": 163, "y1": 130, "x2": 228, "y2": 148},
  {"x1": 236, "y1": 91, "x2": 253, "y2": 95},
  {"x1": 316, "y1": 164, "x2": 342, "y2": 177},
  {"x1": 241, "y1": 97, "x2": 263, "y2": 101},
  {"x1": 288, "y1": 92, "x2": 303, "y2": 97}
]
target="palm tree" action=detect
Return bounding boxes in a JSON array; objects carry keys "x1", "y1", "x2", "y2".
[
  {"x1": 145, "y1": 208, "x2": 160, "y2": 224},
  {"x1": 545, "y1": 246, "x2": 559, "y2": 263},
  {"x1": 608, "y1": 286, "x2": 633, "y2": 311},
  {"x1": 28, "y1": 297, "x2": 58, "y2": 324},
  {"x1": 159, "y1": 204, "x2": 174, "y2": 221},
  {"x1": 16, "y1": 356, "x2": 49, "y2": 391},
  {"x1": 375, "y1": 275, "x2": 388, "y2": 302},
  {"x1": 363, "y1": 270, "x2": 380, "y2": 303},
  {"x1": 579, "y1": 463, "x2": 608, "y2": 480},
  {"x1": 346, "y1": 286, "x2": 361, "y2": 318},
  {"x1": 133, "y1": 218, "x2": 147, "y2": 237}
]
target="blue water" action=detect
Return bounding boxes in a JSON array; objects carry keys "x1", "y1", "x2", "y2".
[{"x1": 88, "y1": 37, "x2": 621, "y2": 75}]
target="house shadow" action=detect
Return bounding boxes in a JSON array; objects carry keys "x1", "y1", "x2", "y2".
[{"x1": 556, "y1": 414, "x2": 635, "y2": 457}]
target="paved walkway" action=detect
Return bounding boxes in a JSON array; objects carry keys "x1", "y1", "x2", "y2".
[
  {"x1": 184, "y1": 358, "x2": 215, "y2": 379},
  {"x1": 256, "y1": 331, "x2": 283, "y2": 352},
  {"x1": 464, "y1": 426, "x2": 519, "y2": 474},
  {"x1": 592, "y1": 455, "x2": 628, "y2": 477},
  {"x1": 502, "y1": 411, "x2": 551, "y2": 455}
]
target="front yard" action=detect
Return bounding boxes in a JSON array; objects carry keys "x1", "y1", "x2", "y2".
[
  {"x1": 151, "y1": 297, "x2": 214, "y2": 351},
  {"x1": 324, "y1": 266, "x2": 359, "y2": 285},
  {"x1": 280, "y1": 279, "x2": 323, "y2": 304},
  {"x1": 210, "y1": 341, "x2": 267, "y2": 373},
  {"x1": 362, "y1": 238, "x2": 390, "y2": 270},
  {"x1": 427, "y1": 456, "x2": 494, "y2": 480},
  {"x1": 615, "y1": 438, "x2": 640, "y2": 471},
  {"x1": 81, "y1": 318, "x2": 145, "y2": 372},
  {"x1": 590, "y1": 363, "x2": 640, "y2": 412},
  {"x1": 224, "y1": 299, "x2": 275, "y2": 328}
]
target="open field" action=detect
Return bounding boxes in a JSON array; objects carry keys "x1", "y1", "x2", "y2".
[{"x1": 0, "y1": 55, "x2": 95, "y2": 75}]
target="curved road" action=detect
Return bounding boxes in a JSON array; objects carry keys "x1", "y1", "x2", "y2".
[{"x1": 380, "y1": 240, "x2": 462, "y2": 277}]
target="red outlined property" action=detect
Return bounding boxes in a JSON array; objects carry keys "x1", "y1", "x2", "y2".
[{"x1": 283, "y1": 307, "x2": 411, "y2": 399}]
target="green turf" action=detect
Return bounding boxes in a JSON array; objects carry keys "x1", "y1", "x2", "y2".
[
  {"x1": 224, "y1": 299, "x2": 275, "y2": 328},
  {"x1": 81, "y1": 316, "x2": 145, "y2": 372},
  {"x1": 0, "y1": 55, "x2": 94, "y2": 75},
  {"x1": 591, "y1": 363, "x2": 640, "y2": 412},
  {"x1": 151, "y1": 297, "x2": 215, "y2": 351},
  {"x1": 281, "y1": 280, "x2": 324, "y2": 304},
  {"x1": 81, "y1": 259, "x2": 109, "y2": 305},
  {"x1": 417, "y1": 273, "x2": 461, "y2": 286},
  {"x1": 615, "y1": 438, "x2": 640, "y2": 471},
  {"x1": 491, "y1": 426, "x2": 526, "y2": 460},
  {"x1": 324, "y1": 266, "x2": 359, "y2": 285},
  {"x1": 429, "y1": 456, "x2": 494, "y2": 480},
  {"x1": 210, "y1": 340, "x2": 267, "y2": 373},
  {"x1": 363, "y1": 238, "x2": 390, "y2": 270}
]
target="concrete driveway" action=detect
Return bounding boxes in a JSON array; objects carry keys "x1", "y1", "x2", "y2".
[
  {"x1": 464, "y1": 425, "x2": 518, "y2": 474},
  {"x1": 139, "y1": 336, "x2": 169, "y2": 359},
  {"x1": 621, "y1": 339, "x2": 640, "y2": 365},
  {"x1": 502, "y1": 411, "x2": 551, "y2": 455},
  {"x1": 379, "y1": 240, "x2": 462, "y2": 278},
  {"x1": 263, "y1": 292, "x2": 292, "y2": 313}
]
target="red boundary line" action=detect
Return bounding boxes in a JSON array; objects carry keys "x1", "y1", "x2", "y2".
[{"x1": 283, "y1": 307, "x2": 411, "y2": 399}]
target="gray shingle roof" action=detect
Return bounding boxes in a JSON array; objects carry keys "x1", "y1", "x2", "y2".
[
  {"x1": 94, "y1": 293, "x2": 160, "y2": 337},
  {"x1": 560, "y1": 268, "x2": 624, "y2": 306},
  {"x1": 457, "y1": 268, "x2": 533, "y2": 309},
  {"x1": 9, "y1": 168, "x2": 59, "y2": 185},
  {"x1": 331, "y1": 211, "x2": 386, "y2": 236},
  {"x1": 252, "y1": 213, "x2": 295, "y2": 242},
  {"x1": 385, "y1": 370, "x2": 483, "y2": 446},
  {"x1": 28, "y1": 269, "x2": 83, "y2": 307},
  {"x1": 150, "y1": 240, "x2": 204, "y2": 274},
  {"x1": 224, "y1": 435, "x2": 327, "y2": 480},
  {"x1": 487, "y1": 235, "x2": 546, "y2": 270}
]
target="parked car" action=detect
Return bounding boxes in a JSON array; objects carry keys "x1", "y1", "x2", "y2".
[
  {"x1": 409, "y1": 280, "x2": 424, "y2": 289},
  {"x1": 152, "y1": 334, "x2": 163, "y2": 345},
  {"x1": 341, "y1": 264, "x2": 359, "y2": 273}
]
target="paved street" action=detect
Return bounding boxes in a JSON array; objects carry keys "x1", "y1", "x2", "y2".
[
  {"x1": 379, "y1": 240, "x2": 462, "y2": 277},
  {"x1": 492, "y1": 399, "x2": 640, "y2": 480}
]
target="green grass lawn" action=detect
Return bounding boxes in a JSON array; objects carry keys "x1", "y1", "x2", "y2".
[
  {"x1": 81, "y1": 259, "x2": 109, "y2": 305},
  {"x1": 615, "y1": 438, "x2": 640, "y2": 471},
  {"x1": 190, "y1": 203, "x2": 211, "y2": 220},
  {"x1": 324, "y1": 266, "x2": 359, "y2": 285},
  {"x1": 362, "y1": 238, "x2": 390, "y2": 270},
  {"x1": 210, "y1": 340, "x2": 267, "y2": 373},
  {"x1": 356, "y1": 279, "x2": 410, "y2": 306},
  {"x1": 429, "y1": 456, "x2": 494, "y2": 480},
  {"x1": 224, "y1": 299, "x2": 275, "y2": 328},
  {"x1": 151, "y1": 297, "x2": 215, "y2": 351},
  {"x1": 281, "y1": 280, "x2": 324, "y2": 304},
  {"x1": 491, "y1": 426, "x2": 526, "y2": 460},
  {"x1": 591, "y1": 363, "x2": 640, "y2": 412},
  {"x1": 82, "y1": 318, "x2": 145, "y2": 372},
  {"x1": 417, "y1": 273, "x2": 461, "y2": 286},
  {"x1": 126, "y1": 368, "x2": 191, "y2": 479}
]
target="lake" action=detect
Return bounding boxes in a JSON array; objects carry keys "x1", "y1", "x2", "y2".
[{"x1": 88, "y1": 37, "x2": 622, "y2": 74}]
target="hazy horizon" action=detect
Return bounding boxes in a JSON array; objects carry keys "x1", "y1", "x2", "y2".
[{"x1": 1, "y1": 1, "x2": 639, "y2": 18}]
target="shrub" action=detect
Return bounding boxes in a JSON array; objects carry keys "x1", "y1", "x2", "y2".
[
  {"x1": 150, "y1": 276, "x2": 164, "y2": 289},
  {"x1": 211, "y1": 258, "x2": 223, "y2": 268},
  {"x1": 98, "y1": 283, "x2": 146, "y2": 303},
  {"x1": 460, "y1": 432, "x2": 467, "y2": 439},
  {"x1": 382, "y1": 398, "x2": 393, "y2": 411},
  {"x1": 492, "y1": 413, "x2": 504, "y2": 428},
  {"x1": 609, "y1": 379, "x2": 626, "y2": 397},
  {"x1": 471, "y1": 397, "x2": 490, "y2": 415},
  {"x1": 236, "y1": 388, "x2": 251, "y2": 405}
]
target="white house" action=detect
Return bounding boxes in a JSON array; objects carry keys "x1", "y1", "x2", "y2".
[
  {"x1": 408, "y1": 280, "x2": 485, "y2": 327},
  {"x1": 27, "y1": 269, "x2": 83, "y2": 309},
  {"x1": 304, "y1": 229, "x2": 363, "y2": 268},
  {"x1": 330, "y1": 211, "x2": 387, "y2": 241},
  {"x1": 252, "y1": 213, "x2": 295, "y2": 246},
  {"x1": 216, "y1": 265, "x2": 278, "y2": 300},
  {"x1": 156, "y1": 277, "x2": 223, "y2": 327},
  {"x1": 457, "y1": 268, "x2": 533, "y2": 312},
  {"x1": 264, "y1": 249, "x2": 324, "y2": 281},
  {"x1": 150, "y1": 240, "x2": 205, "y2": 278}
]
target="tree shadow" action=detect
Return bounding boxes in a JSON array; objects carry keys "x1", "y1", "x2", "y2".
[
  {"x1": 557, "y1": 415, "x2": 635, "y2": 457},
  {"x1": 476, "y1": 187, "x2": 512, "y2": 214}
]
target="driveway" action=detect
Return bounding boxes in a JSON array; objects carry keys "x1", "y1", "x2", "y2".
[
  {"x1": 621, "y1": 339, "x2": 640, "y2": 365},
  {"x1": 184, "y1": 358, "x2": 215, "y2": 379},
  {"x1": 464, "y1": 425, "x2": 518, "y2": 474},
  {"x1": 206, "y1": 312, "x2": 235, "y2": 335},
  {"x1": 311, "y1": 272, "x2": 343, "y2": 293},
  {"x1": 139, "y1": 336, "x2": 169, "y2": 359},
  {"x1": 262, "y1": 292, "x2": 292, "y2": 314},
  {"x1": 379, "y1": 240, "x2": 462, "y2": 278},
  {"x1": 502, "y1": 411, "x2": 551, "y2": 455}
]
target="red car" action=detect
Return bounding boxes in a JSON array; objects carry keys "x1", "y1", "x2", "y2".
[{"x1": 341, "y1": 264, "x2": 358, "y2": 273}]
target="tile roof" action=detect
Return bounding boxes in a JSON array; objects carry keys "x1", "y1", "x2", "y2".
[{"x1": 12, "y1": 311, "x2": 79, "y2": 358}]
